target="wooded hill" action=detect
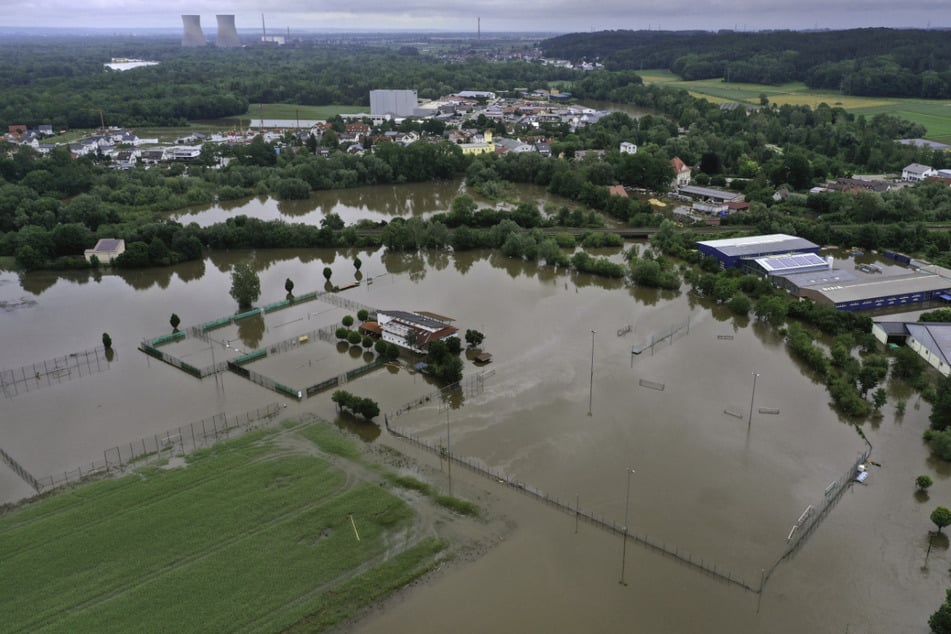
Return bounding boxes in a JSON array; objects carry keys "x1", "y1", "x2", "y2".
[{"x1": 541, "y1": 29, "x2": 951, "y2": 98}]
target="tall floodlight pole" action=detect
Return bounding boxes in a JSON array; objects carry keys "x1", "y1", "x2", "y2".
[
  {"x1": 748, "y1": 372, "x2": 760, "y2": 431},
  {"x1": 588, "y1": 330, "x2": 596, "y2": 416},
  {"x1": 619, "y1": 467, "x2": 635, "y2": 585}
]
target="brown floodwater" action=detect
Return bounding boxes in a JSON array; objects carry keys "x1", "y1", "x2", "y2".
[
  {"x1": 1, "y1": 185, "x2": 947, "y2": 632},
  {"x1": 169, "y1": 180, "x2": 581, "y2": 228}
]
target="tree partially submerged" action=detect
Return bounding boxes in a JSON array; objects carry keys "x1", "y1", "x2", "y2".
[
  {"x1": 331, "y1": 390, "x2": 380, "y2": 421},
  {"x1": 230, "y1": 262, "x2": 261, "y2": 309},
  {"x1": 465, "y1": 329, "x2": 485, "y2": 348},
  {"x1": 932, "y1": 506, "x2": 951, "y2": 534}
]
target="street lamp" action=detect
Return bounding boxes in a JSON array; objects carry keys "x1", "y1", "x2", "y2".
[
  {"x1": 619, "y1": 467, "x2": 635, "y2": 585},
  {"x1": 588, "y1": 330, "x2": 596, "y2": 416},
  {"x1": 748, "y1": 372, "x2": 760, "y2": 431}
]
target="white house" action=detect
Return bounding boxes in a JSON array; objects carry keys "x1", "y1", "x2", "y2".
[
  {"x1": 376, "y1": 310, "x2": 458, "y2": 353},
  {"x1": 84, "y1": 238, "x2": 126, "y2": 264},
  {"x1": 671, "y1": 156, "x2": 692, "y2": 188},
  {"x1": 620, "y1": 141, "x2": 638, "y2": 155},
  {"x1": 902, "y1": 163, "x2": 937, "y2": 182}
]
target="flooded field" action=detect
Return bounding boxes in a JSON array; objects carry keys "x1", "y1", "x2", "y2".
[
  {"x1": 168, "y1": 180, "x2": 577, "y2": 228},
  {"x1": 2, "y1": 189, "x2": 949, "y2": 631}
]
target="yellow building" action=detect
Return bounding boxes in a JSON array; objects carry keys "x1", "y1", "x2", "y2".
[{"x1": 459, "y1": 130, "x2": 495, "y2": 155}]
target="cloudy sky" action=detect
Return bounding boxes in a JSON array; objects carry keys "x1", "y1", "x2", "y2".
[{"x1": 0, "y1": 0, "x2": 946, "y2": 33}]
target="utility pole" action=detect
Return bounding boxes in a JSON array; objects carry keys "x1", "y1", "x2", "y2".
[{"x1": 588, "y1": 330, "x2": 596, "y2": 416}]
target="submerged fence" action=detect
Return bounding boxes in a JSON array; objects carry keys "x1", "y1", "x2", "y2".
[
  {"x1": 1, "y1": 346, "x2": 112, "y2": 398},
  {"x1": 30, "y1": 404, "x2": 283, "y2": 492},
  {"x1": 387, "y1": 423, "x2": 760, "y2": 594},
  {"x1": 631, "y1": 318, "x2": 691, "y2": 358},
  {"x1": 0, "y1": 448, "x2": 41, "y2": 492},
  {"x1": 384, "y1": 370, "x2": 495, "y2": 423}
]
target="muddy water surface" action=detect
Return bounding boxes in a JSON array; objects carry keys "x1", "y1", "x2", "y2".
[{"x1": 0, "y1": 208, "x2": 947, "y2": 632}]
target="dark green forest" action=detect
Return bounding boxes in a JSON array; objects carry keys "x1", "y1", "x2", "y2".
[
  {"x1": 0, "y1": 38, "x2": 578, "y2": 129},
  {"x1": 541, "y1": 29, "x2": 951, "y2": 97}
]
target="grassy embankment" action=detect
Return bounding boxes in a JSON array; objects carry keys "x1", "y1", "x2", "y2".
[
  {"x1": 0, "y1": 422, "x2": 447, "y2": 634},
  {"x1": 639, "y1": 69, "x2": 951, "y2": 145}
]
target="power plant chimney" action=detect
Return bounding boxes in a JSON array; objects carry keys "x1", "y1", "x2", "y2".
[
  {"x1": 215, "y1": 15, "x2": 241, "y2": 48},
  {"x1": 181, "y1": 15, "x2": 206, "y2": 47}
]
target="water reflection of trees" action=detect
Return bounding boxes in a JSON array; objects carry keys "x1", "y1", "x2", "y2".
[
  {"x1": 119, "y1": 267, "x2": 174, "y2": 291},
  {"x1": 236, "y1": 313, "x2": 265, "y2": 349},
  {"x1": 382, "y1": 251, "x2": 427, "y2": 282},
  {"x1": 452, "y1": 251, "x2": 487, "y2": 275},
  {"x1": 175, "y1": 258, "x2": 206, "y2": 284},
  {"x1": 334, "y1": 412, "x2": 381, "y2": 442},
  {"x1": 19, "y1": 271, "x2": 58, "y2": 296}
]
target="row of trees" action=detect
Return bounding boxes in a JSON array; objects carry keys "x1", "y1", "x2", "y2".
[
  {"x1": 331, "y1": 390, "x2": 380, "y2": 421},
  {"x1": 543, "y1": 29, "x2": 951, "y2": 98}
]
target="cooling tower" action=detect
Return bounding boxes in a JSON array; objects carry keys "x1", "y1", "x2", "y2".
[
  {"x1": 215, "y1": 15, "x2": 241, "y2": 48},
  {"x1": 181, "y1": 15, "x2": 206, "y2": 47}
]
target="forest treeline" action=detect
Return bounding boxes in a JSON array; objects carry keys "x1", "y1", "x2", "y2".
[
  {"x1": 541, "y1": 29, "x2": 951, "y2": 98},
  {"x1": 0, "y1": 39, "x2": 579, "y2": 129}
]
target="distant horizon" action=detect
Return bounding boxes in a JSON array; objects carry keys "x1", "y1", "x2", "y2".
[
  {"x1": 0, "y1": 1, "x2": 946, "y2": 35},
  {"x1": 0, "y1": 24, "x2": 947, "y2": 37}
]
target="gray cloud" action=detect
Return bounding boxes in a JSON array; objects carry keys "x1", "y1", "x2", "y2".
[{"x1": 0, "y1": 0, "x2": 945, "y2": 31}]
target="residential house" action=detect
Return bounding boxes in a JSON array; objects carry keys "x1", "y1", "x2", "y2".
[
  {"x1": 494, "y1": 137, "x2": 535, "y2": 154},
  {"x1": 168, "y1": 145, "x2": 202, "y2": 161},
  {"x1": 84, "y1": 239, "x2": 126, "y2": 264},
  {"x1": 140, "y1": 148, "x2": 167, "y2": 165},
  {"x1": 345, "y1": 122, "x2": 371, "y2": 140},
  {"x1": 620, "y1": 141, "x2": 638, "y2": 155},
  {"x1": 902, "y1": 163, "x2": 937, "y2": 182},
  {"x1": 670, "y1": 157, "x2": 692, "y2": 188},
  {"x1": 608, "y1": 185, "x2": 628, "y2": 198},
  {"x1": 376, "y1": 310, "x2": 459, "y2": 353},
  {"x1": 458, "y1": 130, "x2": 495, "y2": 155}
]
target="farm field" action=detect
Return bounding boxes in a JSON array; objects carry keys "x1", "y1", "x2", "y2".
[
  {"x1": 0, "y1": 422, "x2": 446, "y2": 634},
  {"x1": 638, "y1": 69, "x2": 951, "y2": 143}
]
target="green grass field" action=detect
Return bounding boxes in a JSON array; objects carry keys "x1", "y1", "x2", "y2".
[
  {"x1": 0, "y1": 424, "x2": 445, "y2": 633},
  {"x1": 638, "y1": 69, "x2": 951, "y2": 143},
  {"x1": 242, "y1": 103, "x2": 365, "y2": 120}
]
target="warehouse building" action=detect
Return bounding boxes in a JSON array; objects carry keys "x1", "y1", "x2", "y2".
[
  {"x1": 696, "y1": 234, "x2": 820, "y2": 270},
  {"x1": 798, "y1": 272, "x2": 951, "y2": 311},
  {"x1": 871, "y1": 321, "x2": 951, "y2": 377},
  {"x1": 370, "y1": 90, "x2": 419, "y2": 117}
]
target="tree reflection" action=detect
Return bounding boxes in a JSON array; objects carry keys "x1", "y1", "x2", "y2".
[
  {"x1": 333, "y1": 412, "x2": 381, "y2": 442},
  {"x1": 18, "y1": 271, "x2": 58, "y2": 296},
  {"x1": 176, "y1": 258, "x2": 206, "y2": 283},
  {"x1": 236, "y1": 313, "x2": 265, "y2": 349}
]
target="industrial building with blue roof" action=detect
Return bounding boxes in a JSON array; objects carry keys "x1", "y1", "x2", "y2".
[{"x1": 697, "y1": 234, "x2": 820, "y2": 270}]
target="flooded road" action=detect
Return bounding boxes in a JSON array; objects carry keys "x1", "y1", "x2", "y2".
[{"x1": 1, "y1": 191, "x2": 947, "y2": 631}]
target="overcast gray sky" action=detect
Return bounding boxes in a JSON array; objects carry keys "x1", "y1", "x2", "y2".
[{"x1": 0, "y1": 0, "x2": 946, "y2": 33}]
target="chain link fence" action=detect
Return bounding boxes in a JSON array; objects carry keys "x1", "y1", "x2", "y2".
[
  {"x1": 29, "y1": 404, "x2": 283, "y2": 492},
  {"x1": 2, "y1": 347, "x2": 112, "y2": 398}
]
